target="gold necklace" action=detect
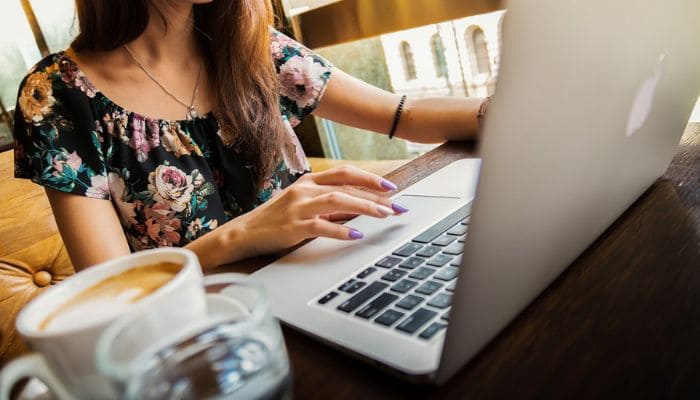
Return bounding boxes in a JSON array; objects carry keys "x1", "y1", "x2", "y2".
[{"x1": 123, "y1": 45, "x2": 202, "y2": 120}]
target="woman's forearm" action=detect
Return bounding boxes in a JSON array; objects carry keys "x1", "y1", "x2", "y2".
[
  {"x1": 396, "y1": 96, "x2": 483, "y2": 143},
  {"x1": 314, "y1": 68, "x2": 484, "y2": 144}
]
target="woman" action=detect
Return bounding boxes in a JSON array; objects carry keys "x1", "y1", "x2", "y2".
[{"x1": 13, "y1": 0, "x2": 487, "y2": 271}]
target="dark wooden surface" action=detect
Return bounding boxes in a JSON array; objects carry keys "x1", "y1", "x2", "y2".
[{"x1": 220, "y1": 123, "x2": 700, "y2": 399}]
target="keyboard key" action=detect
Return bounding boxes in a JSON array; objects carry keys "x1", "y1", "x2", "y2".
[
  {"x1": 441, "y1": 310, "x2": 450, "y2": 321},
  {"x1": 396, "y1": 294, "x2": 424, "y2": 310},
  {"x1": 446, "y1": 281, "x2": 457, "y2": 292},
  {"x1": 460, "y1": 215, "x2": 471, "y2": 225},
  {"x1": 458, "y1": 234, "x2": 467, "y2": 243},
  {"x1": 375, "y1": 256, "x2": 402, "y2": 268},
  {"x1": 413, "y1": 204, "x2": 472, "y2": 243},
  {"x1": 416, "y1": 246, "x2": 441, "y2": 258},
  {"x1": 427, "y1": 254, "x2": 453, "y2": 267},
  {"x1": 399, "y1": 257, "x2": 424, "y2": 270},
  {"x1": 391, "y1": 279, "x2": 418, "y2": 293},
  {"x1": 434, "y1": 267, "x2": 459, "y2": 281},
  {"x1": 344, "y1": 281, "x2": 366, "y2": 293},
  {"x1": 415, "y1": 281, "x2": 443, "y2": 296},
  {"x1": 432, "y1": 235, "x2": 457, "y2": 247},
  {"x1": 419, "y1": 322, "x2": 447, "y2": 340},
  {"x1": 449, "y1": 255, "x2": 463, "y2": 266},
  {"x1": 357, "y1": 267, "x2": 377, "y2": 279},
  {"x1": 409, "y1": 267, "x2": 435, "y2": 280},
  {"x1": 447, "y1": 224, "x2": 468, "y2": 236},
  {"x1": 337, "y1": 282, "x2": 388, "y2": 313},
  {"x1": 338, "y1": 279, "x2": 358, "y2": 292},
  {"x1": 393, "y1": 242, "x2": 423, "y2": 257},
  {"x1": 396, "y1": 308, "x2": 437, "y2": 334},
  {"x1": 356, "y1": 293, "x2": 398, "y2": 319},
  {"x1": 375, "y1": 309, "x2": 405, "y2": 326},
  {"x1": 318, "y1": 291, "x2": 338, "y2": 305},
  {"x1": 443, "y1": 243, "x2": 463, "y2": 255},
  {"x1": 427, "y1": 293, "x2": 452, "y2": 309},
  {"x1": 381, "y1": 269, "x2": 407, "y2": 282}
]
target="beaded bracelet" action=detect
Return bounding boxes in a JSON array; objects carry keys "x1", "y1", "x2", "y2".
[{"x1": 388, "y1": 94, "x2": 407, "y2": 139}]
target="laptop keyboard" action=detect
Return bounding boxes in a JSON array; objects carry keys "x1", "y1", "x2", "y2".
[{"x1": 316, "y1": 202, "x2": 471, "y2": 341}]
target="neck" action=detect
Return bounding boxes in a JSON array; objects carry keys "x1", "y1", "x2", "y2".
[{"x1": 127, "y1": 1, "x2": 199, "y2": 64}]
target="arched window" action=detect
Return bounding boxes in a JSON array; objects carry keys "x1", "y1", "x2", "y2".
[
  {"x1": 466, "y1": 26, "x2": 491, "y2": 76},
  {"x1": 399, "y1": 41, "x2": 417, "y2": 81},
  {"x1": 430, "y1": 34, "x2": 447, "y2": 78}
]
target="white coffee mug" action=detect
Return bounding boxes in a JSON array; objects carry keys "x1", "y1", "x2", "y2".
[{"x1": 0, "y1": 248, "x2": 206, "y2": 400}]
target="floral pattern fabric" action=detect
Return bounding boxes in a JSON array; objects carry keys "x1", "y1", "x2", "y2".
[{"x1": 13, "y1": 29, "x2": 333, "y2": 251}]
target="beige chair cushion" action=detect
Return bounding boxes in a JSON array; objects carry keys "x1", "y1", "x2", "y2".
[{"x1": 0, "y1": 149, "x2": 75, "y2": 365}]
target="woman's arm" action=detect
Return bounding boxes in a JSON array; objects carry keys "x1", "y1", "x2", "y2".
[
  {"x1": 313, "y1": 68, "x2": 485, "y2": 143},
  {"x1": 46, "y1": 189, "x2": 131, "y2": 271},
  {"x1": 48, "y1": 166, "x2": 403, "y2": 271}
]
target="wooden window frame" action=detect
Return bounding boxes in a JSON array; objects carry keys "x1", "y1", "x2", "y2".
[{"x1": 284, "y1": 0, "x2": 503, "y2": 49}]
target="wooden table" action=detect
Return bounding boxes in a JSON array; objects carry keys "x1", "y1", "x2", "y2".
[{"x1": 220, "y1": 123, "x2": 700, "y2": 399}]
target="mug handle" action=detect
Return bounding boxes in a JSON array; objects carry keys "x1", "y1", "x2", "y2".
[{"x1": 0, "y1": 353, "x2": 74, "y2": 400}]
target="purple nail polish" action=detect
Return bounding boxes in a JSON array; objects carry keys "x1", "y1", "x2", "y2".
[
  {"x1": 349, "y1": 229, "x2": 364, "y2": 239},
  {"x1": 392, "y1": 202, "x2": 410, "y2": 214},
  {"x1": 381, "y1": 179, "x2": 398, "y2": 191}
]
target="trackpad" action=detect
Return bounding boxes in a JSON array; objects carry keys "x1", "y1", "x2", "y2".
[{"x1": 346, "y1": 194, "x2": 463, "y2": 247}]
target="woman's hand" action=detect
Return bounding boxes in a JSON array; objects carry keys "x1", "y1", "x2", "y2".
[{"x1": 186, "y1": 166, "x2": 409, "y2": 269}]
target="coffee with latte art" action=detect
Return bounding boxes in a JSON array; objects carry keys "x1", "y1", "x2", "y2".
[{"x1": 40, "y1": 262, "x2": 182, "y2": 333}]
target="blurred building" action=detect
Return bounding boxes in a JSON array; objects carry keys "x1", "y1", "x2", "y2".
[{"x1": 380, "y1": 11, "x2": 505, "y2": 99}]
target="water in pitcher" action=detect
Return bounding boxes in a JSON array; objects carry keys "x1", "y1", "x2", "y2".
[{"x1": 124, "y1": 319, "x2": 292, "y2": 400}]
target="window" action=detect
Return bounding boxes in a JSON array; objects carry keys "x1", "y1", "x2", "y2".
[
  {"x1": 275, "y1": 2, "x2": 505, "y2": 159},
  {"x1": 0, "y1": 2, "x2": 42, "y2": 147},
  {"x1": 430, "y1": 33, "x2": 447, "y2": 78},
  {"x1": 282, "y1": 0, "x2": 342, "y2": 16},
  {"x1": 303, "y1": 9, "x2": 505, "y2": 158},
  {"x1": 467, "y1": 26, "x2": 491, "y2": 76},
  {"x1": 0, "y1": 0, "x2": 77, "y2": 149},
  {"x1": 399, "y1": 41, "x2": 417, "y2": 81},
  {"x1": 29, "y1": 0, "x2": 77, "y2": 53}
]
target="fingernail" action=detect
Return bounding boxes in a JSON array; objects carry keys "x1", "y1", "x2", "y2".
[
  {"x1": 349, "y1": 229, "x2": 364, "y2": 239},
  {"x1": 392, "y1": 202, "x2": 410, "y2": 214},
  {"x1": 381, "y1": 179, "x2": 397, "y2": 191},
  {"x1": 377, "y1": 205, "x2": 396, "y2": 216}
]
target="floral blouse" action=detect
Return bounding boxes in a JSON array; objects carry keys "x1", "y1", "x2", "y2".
[{"x1": 13, "y1": 30, "x2": 333, "y2": 251}]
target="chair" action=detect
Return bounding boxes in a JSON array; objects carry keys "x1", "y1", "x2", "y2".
[{"x1": 0, "y1": 149, "x2": 74, "y2": 366}]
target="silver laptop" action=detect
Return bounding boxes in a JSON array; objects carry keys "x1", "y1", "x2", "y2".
[{"x1": 249, "y1": 0, "x2": 700, "y2": 384}]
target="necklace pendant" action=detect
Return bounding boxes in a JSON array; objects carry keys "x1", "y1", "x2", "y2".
[{"x1": 187, "y1": 106, "x2": 199, "y2": 120}]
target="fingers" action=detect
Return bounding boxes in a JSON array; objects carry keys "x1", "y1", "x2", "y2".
[
  {"x1": 296, "y1": 182, "x2": 395, "y2": 209},
  {"x1": 326, "y1": 185, "x2": 409, "y2": 214},
  {"x1": 306, "y1": 165, "x2": 398, "y2": 192},
  {"x1": 298, "y1": 218, "x2": 365, "y2": 240},
  {"x1": 338, "y1": 185, "x2": 393, "y2": 206},
  {"x1": 298, "y1": 191, "x2": 396, "y2": 219},
  {"x1": 321, "y1": 212, "x2": 359, "y2": 223}
]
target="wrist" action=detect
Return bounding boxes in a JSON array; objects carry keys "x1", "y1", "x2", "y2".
[
  {"x1": 185, "y1": 234, "x2": 221, "y2": 270},
  {"x1": 185, "y1": 221, "x2": 249, "y2": 270}
]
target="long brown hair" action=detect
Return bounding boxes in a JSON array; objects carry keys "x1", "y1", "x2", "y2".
[{"x1": 72, "y1": 0, "x2": 283, "y2": 190}]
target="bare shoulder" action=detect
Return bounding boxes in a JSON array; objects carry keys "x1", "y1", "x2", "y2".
[{"x1": 65, "y1": 47, "x2": 129, "y2": 89}]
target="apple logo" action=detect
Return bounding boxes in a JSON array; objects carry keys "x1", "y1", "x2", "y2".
[{"x1": 626, "y1": 53, "x2": 667, "y2": 137}]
